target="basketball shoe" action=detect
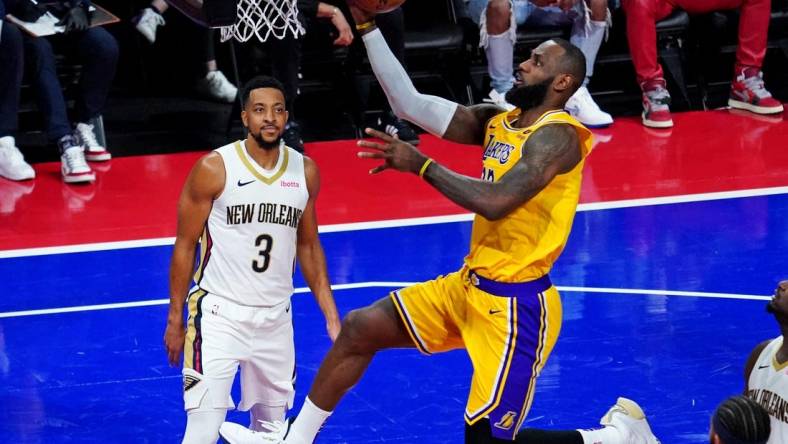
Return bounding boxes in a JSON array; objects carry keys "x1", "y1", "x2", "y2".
[
  {"x1": 373, "y1": 111, "x2": 420, "y2": 145},
  {"x1": 0, "y1": 136, "x2": 35, "y2": 181},
  {"x1": 640, "y1": 79, "x2": 672, "y2": 129},
  {"x1": 566, "y1": 86, "x2": 613, "y2": 128},
  {"x1": 283, "y1": 121, "x2": 305, "y2": 153},
  {"x1": 728, "y1": 67, "x2": 784, "y2": 115},
  {"x1": 483, "y1": 88, "x2": 515, "y2": 112},
  {"x1": 74, "y1": 123, "x2": 111, "y2": 161},
  {"x1": 599, "y1": 397, "x2": 661, "y2": 444},
  {"x1": 58, "y1": 135, "x2": 95, "y2": 184},
  {"x1": 197, "y1": 70, "x2": 238, "y2": 103},
  {"x1": 134, "y1": 7, "x2": 166, "y2": 44},
  {"x1": 219, "y1": 419, "x2": 290, "y2": 444}
]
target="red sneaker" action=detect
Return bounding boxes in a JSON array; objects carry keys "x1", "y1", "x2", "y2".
[
  {"x1": 640, "y1": 79, "x2": 673, "y2": 129},
  {"x1": 729, "y1": 67, "x2": 784, "y2": 115}
]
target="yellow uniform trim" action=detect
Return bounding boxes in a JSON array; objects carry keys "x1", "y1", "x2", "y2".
[
  {"x1": 773, "y1": 338, "x2": 788, "y2": 371},
  {"x1": 184, "y1": 288, "x2": 208, "y2": 370},
  {"x1": 193, "y1": 227, "x2": 208, "y2": 283},
  {"x1": 234, "y1": 141, "x2": 289, "y2": 185},
  {"x1": 389, "y1": 292, "x2": 431, "y2": 355}
]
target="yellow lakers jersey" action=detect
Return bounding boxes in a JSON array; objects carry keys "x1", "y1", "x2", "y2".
[{"x1": 464, "y1": 109, "x2": 594, "y2": 282}]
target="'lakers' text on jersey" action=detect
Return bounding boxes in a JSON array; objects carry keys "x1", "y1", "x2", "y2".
[
  {"x1": 465, "y1": 109, "x2": 594, "y2": 282},
  {"x1": 194, "y1": 140, "x2": 309, "y2": 307},
  {"x1": 748, "y1": 337, "x2": 788, "y2": 443}
]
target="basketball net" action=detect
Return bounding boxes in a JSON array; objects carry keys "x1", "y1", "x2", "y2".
[{"x1": 220, "y1": 0, "x2": 305, "y2": 42}]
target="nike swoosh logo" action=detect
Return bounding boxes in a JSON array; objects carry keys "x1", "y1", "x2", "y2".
[
  {"x1": 238, "y1": 179, "x2": 255, "y2": 187},
  {"x1": 489, "y1": 309, "x2": 502, "y2": 315},
  {"x1": 758, "y1": 364, "x2": 771, "y2": 369}
]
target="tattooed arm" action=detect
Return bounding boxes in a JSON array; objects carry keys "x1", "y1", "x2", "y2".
[{"x1": 357, "y1": 124, "x2": 581, "y2": 220}]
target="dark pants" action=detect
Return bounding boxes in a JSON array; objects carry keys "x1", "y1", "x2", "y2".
[
  {"x1": 0, "y1": 22, "x2": 25, "y2": 138},
  {"x1": 13, "y1": 26, "x2": 118, "y2": 141}
]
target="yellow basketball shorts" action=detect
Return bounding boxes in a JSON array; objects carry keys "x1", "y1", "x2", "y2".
[{"x1": 390, "y1": 269, "x2": 562, "y2": 440}]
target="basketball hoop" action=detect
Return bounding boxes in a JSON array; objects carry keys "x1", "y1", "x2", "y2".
[{"x1": 220, "y1": 0, "x2": 305, "y2": 42}]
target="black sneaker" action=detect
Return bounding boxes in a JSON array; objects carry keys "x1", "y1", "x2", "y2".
[
  {"x1": 374, "y1": 111, "x2": 420, "y2": 145},
  {"x1": 282, "y1": 121, "x2": 305, "y2": 153}
]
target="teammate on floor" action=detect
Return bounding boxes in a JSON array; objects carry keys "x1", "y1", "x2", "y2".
[
  {"x1": 219, "y1": 10, "x2": 659, "y2": 444},
  {"x1": 745, "y1": 279, "x2": 788, "y2": 443},
  {"x1": 710, "y1": 395, "x2": 770, "y2": 444},
  {"x1": 164, "y1": 76, "x2": 341, "y2": 444}
]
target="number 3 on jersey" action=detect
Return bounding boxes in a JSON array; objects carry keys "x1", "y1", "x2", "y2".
[
  {"x1": 252, "y1": 234, "x2": 273, "y2": 272},
  {"x1": 482, "y1": 167, "x2": 495, "y2": 182}
]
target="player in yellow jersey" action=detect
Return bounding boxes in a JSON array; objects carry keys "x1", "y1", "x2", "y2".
[{"x1": 220, "y1": 11, "x2": 660, "y2": 444}]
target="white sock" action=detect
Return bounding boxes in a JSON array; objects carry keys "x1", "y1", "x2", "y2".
[
  {"x1": 486, "y1": 32, "x2": 515, "y2": 94},
  {"x1": 286, "y1": 397, "x2": 332, "y2": 444},
  {"x1": 578, "y1": 426, "x2": 624, "y2": 444}
]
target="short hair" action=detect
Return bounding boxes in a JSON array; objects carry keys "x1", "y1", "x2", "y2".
[
  {"x1": 241, "y1": 76, "x2": 287, "y2": 108},
  {"x1": 551, "y1": 38, "x2": 586, "y2": 92},
  {"x1": 713, "y1": 395, "x2": 771, "y2": 444}
]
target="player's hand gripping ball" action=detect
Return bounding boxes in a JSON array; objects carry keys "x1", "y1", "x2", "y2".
[{"x1": 348, "y1": 0, "x2": 406, "y2": 14}]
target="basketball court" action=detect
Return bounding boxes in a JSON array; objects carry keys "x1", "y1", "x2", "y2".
[{"x1": 1, "y1": 106, "x2": 787, "y2": 442}]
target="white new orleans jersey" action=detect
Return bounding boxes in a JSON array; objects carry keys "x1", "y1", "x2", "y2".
[
  {"x1": 748, "y1": 336, "x2": 788, "y2": 444},
  {"x1": 194, "y1": 140, "x2": 308, "y2": 307}
]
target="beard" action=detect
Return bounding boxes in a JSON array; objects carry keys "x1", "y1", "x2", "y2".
[
  {"x1": 505, "y1": 76, "x2": 554, "y2": 111},
  {"x1": 252, "y1": 130, "x2": 281, "y2": 151}
]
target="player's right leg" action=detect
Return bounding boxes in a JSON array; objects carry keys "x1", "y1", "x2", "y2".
[{"x1": 181, "y1": 290, "x2": 244, "y2": 443}]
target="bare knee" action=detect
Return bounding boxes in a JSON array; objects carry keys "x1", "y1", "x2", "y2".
[
  {"x1": 587, "y1": 0, "x2": 608, "y2": 20},
  {"x1": 337, "y1": 308, "x2": 381, "y2": 354},
  {"x1": 485, "y1": 0, "x2": 512, "y2": 34}
]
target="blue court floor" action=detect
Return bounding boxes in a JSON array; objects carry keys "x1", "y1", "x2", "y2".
[{"x1": 1, "y1": 193, "x2": 785, "y2": 443}]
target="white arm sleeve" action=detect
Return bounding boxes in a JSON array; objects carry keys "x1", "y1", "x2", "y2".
[{"x1": 362, "y1": 28, "x2": 458, "y2": 137}]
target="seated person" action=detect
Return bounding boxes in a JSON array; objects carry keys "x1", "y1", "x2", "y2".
[
  {"x1": 0, "y1": 0, "x2": 118, "y2": 183},
  {"x1": 467, "y1": 0, "x2": 614, "y2": 127},
  {"x1": 622, "y1": 0, "x2": 784, "y2": 128},
  {"x1": 134, "y1": 0, "x2": 238, "y2": 103}
]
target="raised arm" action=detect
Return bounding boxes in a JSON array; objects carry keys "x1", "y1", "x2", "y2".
[
  {"x1": 357, "y1": 17, "x2": 503, "y2": 146},
  {"x1": 358, "y1": 123, "x2": 580, "y2": 220},
  {"x1": 297, "y1": 157, "x2": 341, "y2": 341},
  {"x1": 164, "y1": 153, "x2": 225, "y2": 366}
]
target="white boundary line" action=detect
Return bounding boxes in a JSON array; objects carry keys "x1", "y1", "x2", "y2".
[
  {"x1": 2, "y1": 186, "x2": 787, "y2": 259},
  {"x1": 0, "y1": 282, "x2": 769, "y2": 319}
]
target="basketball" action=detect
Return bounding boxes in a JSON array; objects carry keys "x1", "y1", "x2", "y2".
[{"x1": 348, "y1": 0, "x2": 406, "y2": 14}]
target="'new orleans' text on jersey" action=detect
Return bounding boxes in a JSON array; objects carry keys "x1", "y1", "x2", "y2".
[{"x1": 226, "y1": 203, "x2": 303, "y2": 228}]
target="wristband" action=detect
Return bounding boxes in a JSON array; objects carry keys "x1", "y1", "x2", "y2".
[
  {"x1": 418, "y1": 158, "x2": 434, "y2": 178},
  {"x1": 355, "y1": 20, "x2": 375, "y2": 31}
]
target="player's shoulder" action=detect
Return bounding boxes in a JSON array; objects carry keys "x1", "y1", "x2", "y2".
[{"x1": 745, "y1": 337, "x2": 778, "y2": 379}]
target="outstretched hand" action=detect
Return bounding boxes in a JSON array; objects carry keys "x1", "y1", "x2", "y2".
[{"x1": 357, "y1": 128, "x2": 428, "y2": 175}]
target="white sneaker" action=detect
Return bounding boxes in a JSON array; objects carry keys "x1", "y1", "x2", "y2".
[
  {"x1": 0, "y1": 136, "x2": 35, "y2": 181},
  {"x1": 135, "y1": 8, "x2": 165, "y2": 44},
  {"x1": 197, "y1": 70, "x2": 238, "y2": 103},
  {"x1": 220, "y1": 420, "x2": 288, "y2": 444},
  {"x1": 600, "y1": 397, "x2": 661, "y2": 444},
  {"x1": 483, "y1": 89, "x2": 515, "y2": 111},
  {"x1": 74, "y1": 123, "x2": 111, "y2": 161},
  {"x1": 566, "y1": 86, "x2": 613, "y2": 128},
  {"x1": 59, "y1": 136, "x2": 95, "y2": 184}
]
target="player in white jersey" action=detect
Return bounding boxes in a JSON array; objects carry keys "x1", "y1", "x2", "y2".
[
  {"x1": 745, "y1": 279, "x2": 788, "y2": 444},
  {"x1": 164, "y1": 75, "x2": 341, "y2": 444}
]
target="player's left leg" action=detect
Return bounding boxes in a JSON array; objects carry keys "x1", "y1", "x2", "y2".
[
  {"x1": 462, "y1": 278, "x2": 562, "y2": 442},
  {"x1": 239, "y1": 299, "x2": 296, "y2": 429}
]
